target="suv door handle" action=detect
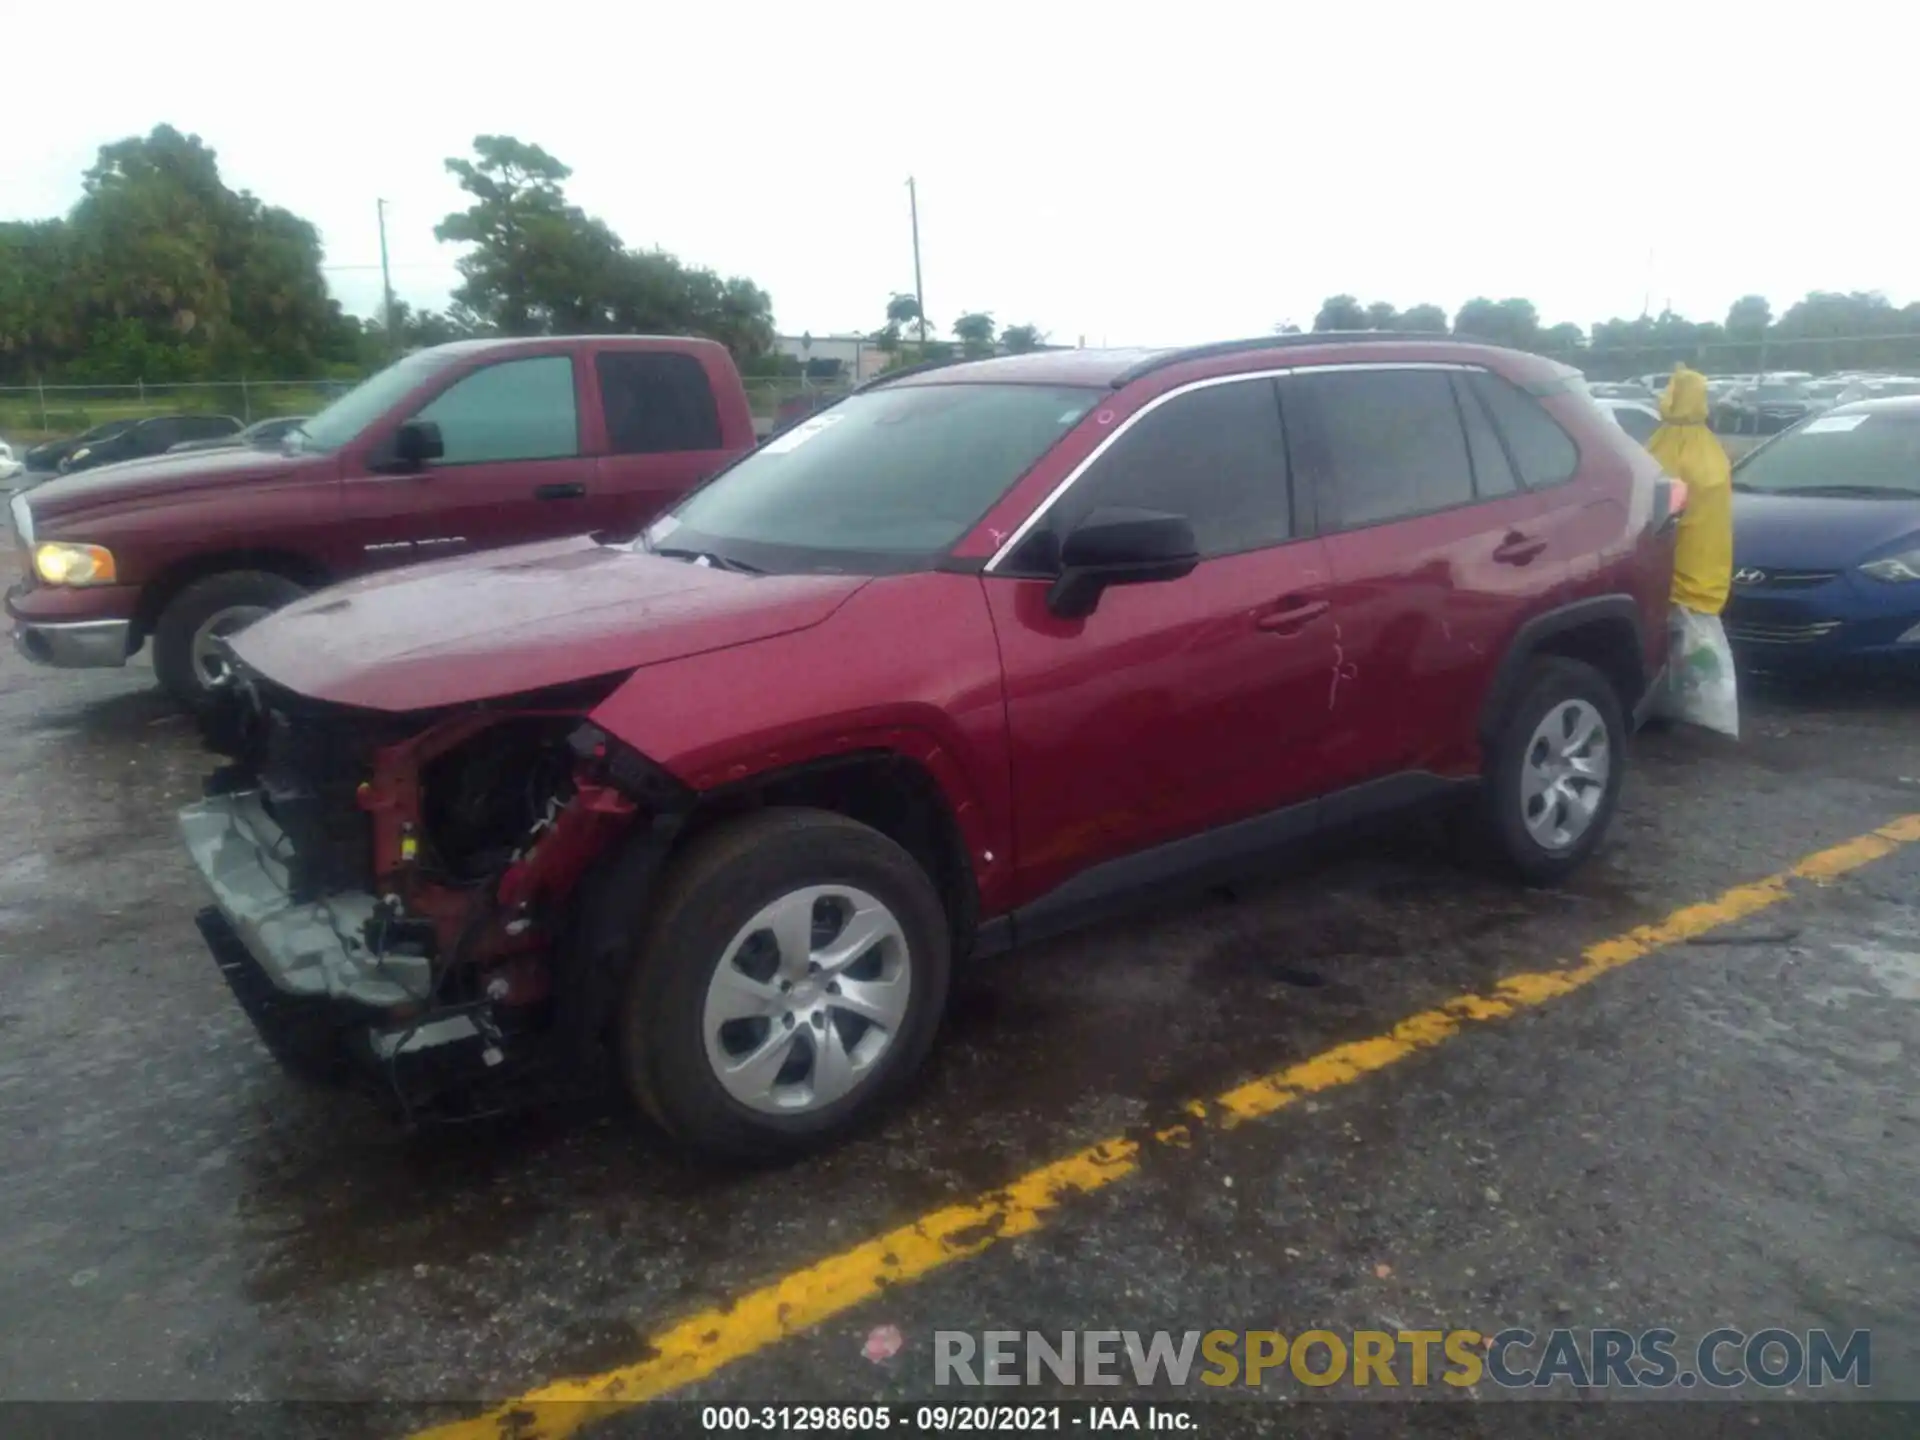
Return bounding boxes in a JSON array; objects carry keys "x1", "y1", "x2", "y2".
[
  {"x1": 1255, "y1": 597, "x2": 1330, "y2": 633},
  {"x1": 535, "y1": 482, "x2": 586, "y2": 501},
  {"x1": 1493, "y1": 530, "x2": 1547, "y2": 565}
]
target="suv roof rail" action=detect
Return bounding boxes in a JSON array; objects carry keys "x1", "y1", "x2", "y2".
[
  {"x1": 1108, "y1": 330, "x2": 1459, "y2": 388},
  {"x1": 854, "y1": 354, "x2": 966, "y2": 392}
]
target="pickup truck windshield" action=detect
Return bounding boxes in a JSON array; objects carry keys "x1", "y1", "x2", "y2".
[
  {"x1": 649, "y1": 383, "x2": 1100, "y2": 573},
  {"x1": 292, "y1": 350, "x2": 459, "y2": 453}
]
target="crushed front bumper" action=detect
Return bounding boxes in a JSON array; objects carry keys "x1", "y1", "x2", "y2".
[{"x1": 179, "y1": 790, "x2": 506, "y2": 1105}]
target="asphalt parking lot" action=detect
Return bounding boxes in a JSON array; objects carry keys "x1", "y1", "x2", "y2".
[{"x1": 2, "y1": 536, "x2": 1918, "y2": 1437}]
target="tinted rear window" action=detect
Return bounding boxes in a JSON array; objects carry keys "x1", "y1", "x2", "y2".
[
  {"x1": 1451, "y1": 373, "x2": 1518, "y2": 496},
  {"x1": 1292, "y1": 369, "x2": 1476, "y2": 527},
  {"x1": 597, "y1": 351, "x2": 724, "y2": 453},
  {"x1": 1470, "y1": 372, "x2": 1578, "y2": 485}
]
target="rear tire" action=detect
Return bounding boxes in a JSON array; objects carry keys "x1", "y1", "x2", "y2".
[
  {"x1": 153, "y1": 570, "x2": 306, "y2": 709},
  {"x1": 1481, "y1": 657, "x2": 1626, "y2": 885},
  {"x1": 618, "y1": 808, "x2": 951, "y2": 1163}
]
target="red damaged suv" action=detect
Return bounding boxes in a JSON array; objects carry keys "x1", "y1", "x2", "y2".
[{"x1": 180, "y1": 335, "x2": 1677, "y2": 1158}]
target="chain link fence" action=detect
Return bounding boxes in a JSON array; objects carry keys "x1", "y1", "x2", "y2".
[
  {"x1": 0, "y1": 376, "x2": 858, "y2": 445},
  {"x1": 9, "y1": 331, "x2": 1917, "y2": 444},
  {"x1": 1543, "y1": 332, "x2": 1920, "y2": 380},
  {"x1": 0, "y1": 380, "x2": 353, "y2": 442}
]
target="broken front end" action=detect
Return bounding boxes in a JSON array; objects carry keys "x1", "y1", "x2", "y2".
[{"x1": 179, "y1": 674, "x2": 687, "y2": 1115}]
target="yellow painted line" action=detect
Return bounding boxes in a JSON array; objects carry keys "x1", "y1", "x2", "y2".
[{"x1": 414, "y1": 813, "x2": 1920, "y2": 1440}]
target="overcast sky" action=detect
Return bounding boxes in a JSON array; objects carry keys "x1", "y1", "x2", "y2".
[{"x1": 5, "y1": 2, "x2": 1913, "y2": 347}]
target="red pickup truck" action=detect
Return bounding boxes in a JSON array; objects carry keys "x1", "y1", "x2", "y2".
[{"x1": 7, "y1": 335, "x2": 759, "y2": 705}]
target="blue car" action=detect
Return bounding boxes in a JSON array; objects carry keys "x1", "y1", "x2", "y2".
[{"x1": 1727, "y1": 396, "x2": 1920, "y2": 665}]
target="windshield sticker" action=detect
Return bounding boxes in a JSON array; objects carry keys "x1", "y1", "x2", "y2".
[
  {"x1": 762, "y1": 413, "x2": 845, "y2": 454},
  {"x1": 1802, "y1": 414, "x2": 1869, "y2": 434}
]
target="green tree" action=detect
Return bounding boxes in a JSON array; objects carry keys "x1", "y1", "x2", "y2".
[
  {"x1": 359, "y1": 299, "x2": 488, "y2": 365},
  {"x1": 953, "y1": 311, "x2": 995, "y2": 357},
  {"x1": 1398, "y1": 303, "x2": 1448, "y2": 334},
  {"x1": 8, "y1": 124, "x2": 348, "y2": 383},
  {"x1": 433, "y1": 135, "x2": 775, "y2": 359},
  {"x1": 435, "y1": 135, "x2": 625, "y2": 335},
  {"x1": 886, "y1": 292, "x2": 925, "y2": 330},
  {"x1": 1453, "y1": 297, "x2": 1540, "y2": 351},
  {"x1": 1721, "y1": 294, "x2": 1772, "y2": 371},
  {"x1": 1363, "y1": 301, "x2": 1400, "y2": 330},
  {"x1": 1541, "y1": 322, "x2": 1586, "y2": 355},
  {"x1": 999, "y1": 323, "x2": 1048, "y2": 353},
  {"x1": 0, "y1": 221, "x2": 76, "y2": 375},
  {"x1": 1770, "y1": 291, "x2": 1907, "y2": 371},
  {"x1": 1313, "y1": 295, "x2": 1368, "y2": 331},
  {"x1": 1725, "y1": 294, "x2": 1772, "y2": 336}
]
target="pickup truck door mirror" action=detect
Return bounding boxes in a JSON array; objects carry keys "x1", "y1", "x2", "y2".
[
  {"x1": 391, "y1": 419, "x2": 445, "y2": 470},
  {"x1": 1045, "y1": 506, "x2": 1200, "y2": 619}
]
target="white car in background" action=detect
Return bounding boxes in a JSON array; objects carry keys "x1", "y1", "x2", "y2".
[
  {"x1": 1592, "y1": 396, "x2": 1661, "y2": 445},
  {"x1": 0, "y1": 439, "x2": 23, "y2": 485}
]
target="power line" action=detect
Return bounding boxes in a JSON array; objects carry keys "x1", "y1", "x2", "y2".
[{"x1": 319, "y1": 261, "x2": 452, "y2": 272}]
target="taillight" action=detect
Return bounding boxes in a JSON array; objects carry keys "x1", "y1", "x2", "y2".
[
  {"x1": 1667, "y1": 478, "x2": 1689, "y2": 518},
  {"x1": 1652, "y1": 477, "x2": 1688, "y2": 531}
]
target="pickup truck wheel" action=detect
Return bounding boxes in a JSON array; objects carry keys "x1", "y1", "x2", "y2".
[
  {"x1": 1481, "y1": 657, "x2": 1625, "y2": 885},
  {"x1": 153, "y1": 571, "x2": 306, "y2": 708},
  {"x1": 620, "y1": 808, "x2": 951, "y2": 1162}
]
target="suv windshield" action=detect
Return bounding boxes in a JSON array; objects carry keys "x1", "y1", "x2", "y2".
[
  {"x1": 291, "y1": 350, "x2": 459, "y2": 453},
  {"x1": 1736, "y1": 412, "x2": 1920, "y2": 496},
  {"x1": 648, "y1": 383, "x2": 1101, "y2": 572}
]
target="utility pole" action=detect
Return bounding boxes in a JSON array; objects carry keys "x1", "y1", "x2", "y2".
[
  {"x1": 377, "y1": 198, "x2": 398, "y2": 356},
  {"x1": 906, "y1": 177, "x2": 928, "y2": 352}
]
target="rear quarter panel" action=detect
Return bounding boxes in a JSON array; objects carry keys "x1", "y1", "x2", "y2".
[
  {"x1": 587, "y1": 572, "x2": 1014, "y2": 913},
  {"x1": 1538, "y1": 390, "x2": 1674, "y2": 675}
]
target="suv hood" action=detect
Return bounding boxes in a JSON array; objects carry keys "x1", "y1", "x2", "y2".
[
  {"x1": 23, "y1": 446, "x2": 302, "y2": 521},
  {"x1": 1734, "y1": 491, "x2": 1920, "y2": 568},
  {"x1": 233, "y1": 538, "x2": 870, "y2": 712}
]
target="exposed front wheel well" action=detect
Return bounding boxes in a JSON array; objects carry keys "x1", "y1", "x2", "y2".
[{"x1": 675, "y1": 751, "x2": 980, "y2": 961}]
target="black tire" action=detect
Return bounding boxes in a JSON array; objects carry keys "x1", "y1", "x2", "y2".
[
  {"x1": 1480, "y1": 657, "x2": 1626, "y2": 885},
  {"x1": 619, "y1": 807, "x2": 951, "y2": 1162},
  {"x1": 153, "y1": 570, "x2": 306, "y2": 708}
]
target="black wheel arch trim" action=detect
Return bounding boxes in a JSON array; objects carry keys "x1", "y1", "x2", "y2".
[{"x1": 1477, "y1": 594, "x2": 1648, "y2": 750}]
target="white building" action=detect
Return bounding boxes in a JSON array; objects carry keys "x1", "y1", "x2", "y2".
[{"x1": 773, "y1": 333, "x2": 888, "y2": 383}]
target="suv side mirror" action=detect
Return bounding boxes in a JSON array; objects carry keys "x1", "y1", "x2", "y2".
[
  {"x1": 1046, "y1": 507, "x2": 1200, "y2": 619},
  {"x1": 391, "y1": 419, "x2": 445, "y2": 470}
]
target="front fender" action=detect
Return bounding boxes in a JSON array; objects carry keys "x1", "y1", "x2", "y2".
[{"x1": 584, "y1": 573, "x2": 1016, "y2": 912}]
